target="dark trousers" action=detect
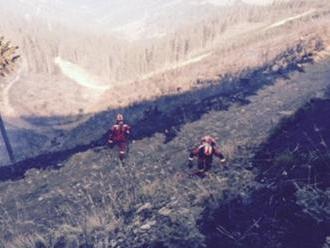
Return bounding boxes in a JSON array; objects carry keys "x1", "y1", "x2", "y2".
[
  {"x1": 197, "y1": 158, "x2": 213, "y2": 171},
  {"x1": 109, "y1": 141, "x2": 128, "y2": 160}
]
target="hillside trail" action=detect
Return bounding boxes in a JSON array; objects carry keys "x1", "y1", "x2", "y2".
[
  {"x1": 264, "y1": 9, "x2": 317, "y2": 31},
  {"x1": 1, "y1": 58, "x2": 78, "y2": 132},
  {"x1": 0, "y1": 58, "x2": 101, "y2": 132},
  {"x1": 0, "y1": 59, "x2": 37, "y2": 130}
]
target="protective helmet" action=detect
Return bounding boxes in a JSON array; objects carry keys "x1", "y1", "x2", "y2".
[
  {"x1": 201, "y1": 135, "x2": 216, "y2": 145},
  {"x1": 116, "y1": 113, "x2": 124, "y2": 122}
]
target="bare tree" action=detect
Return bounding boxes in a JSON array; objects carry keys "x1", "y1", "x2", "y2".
[{"x1": 0, "y1": 36, "x2": 20, "y2": 163}]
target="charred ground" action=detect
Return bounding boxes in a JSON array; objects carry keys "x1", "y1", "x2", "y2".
[
  {"x1": 201, "y1": 98, "x2": 330, "y2": 248},
  {"x1": 0, "y1": 39, "x2": 330, "y2": 247}
]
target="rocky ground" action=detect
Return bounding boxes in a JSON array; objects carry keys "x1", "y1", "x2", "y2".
[{"x1": 0, "y1": 38, "x2": 329, "y2": 247}]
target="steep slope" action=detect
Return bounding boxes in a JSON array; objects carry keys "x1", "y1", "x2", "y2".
[
  {"x1": 0, "y1": 43, "x2": 330, "y2": 247},
  {"x1": 202, "y1": 98, "x2": 330, "y2": 248}
]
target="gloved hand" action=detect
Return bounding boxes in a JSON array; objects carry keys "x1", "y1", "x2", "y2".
[
  {"x1": 188, "y1": 159, "x2": 193, "y2": 169},
  {"x1": 220, "y1": 158, "x2": 226, "y2": 164},
  {"x1": 108, "y1": 140, "x2": 114, "y2": 148}
]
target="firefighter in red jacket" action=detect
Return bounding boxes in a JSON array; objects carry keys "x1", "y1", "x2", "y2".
[
  {"x1": 188, "y1": 135, "x2": 226, "y2": 172},
  {"x1": 108, "y1": 114, "x2": 131, "y2": 161}
]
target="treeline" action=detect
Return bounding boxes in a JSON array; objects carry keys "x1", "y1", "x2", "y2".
[{"x1": 0, "y1": 0, "x2": 327, "y2": 84}]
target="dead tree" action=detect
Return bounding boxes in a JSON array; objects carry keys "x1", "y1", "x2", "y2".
[
  {"x1": 0, "y1": 36, "x2": 20, "y2": 163},
  {"x1": 0, "y1": 115, "x2": 15, "y2": 163}
]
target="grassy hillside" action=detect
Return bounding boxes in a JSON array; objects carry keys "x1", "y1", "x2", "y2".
[
  {"x1": 1, "y1": 47, "x2": 330, "y2": 247},
  {"x1": 0, "y1": 1, "x2": 330, "y2": 247}
]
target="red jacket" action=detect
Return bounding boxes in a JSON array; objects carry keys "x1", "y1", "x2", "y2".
[{"x1": 109, "y1": 123, "x2": 131, "y2": 142}]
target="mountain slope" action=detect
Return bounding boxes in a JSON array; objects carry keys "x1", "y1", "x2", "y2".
[
  {"x1": 1, "y1": 3, "x2": 330, "y2": 165},
  {"x1": 1, "y1": 42, "x2": 330, "y2": 247}
]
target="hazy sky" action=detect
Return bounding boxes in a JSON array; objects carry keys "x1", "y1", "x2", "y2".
[
  {"x1": 2, "y1": 0, "x2": 277, "y2": 39},
  {"x1": 209, "y1": 0, "x2": 274, "y2": 5},
  {"x1": 5, "y1": 0, "x2": 276, "y2": 22}
]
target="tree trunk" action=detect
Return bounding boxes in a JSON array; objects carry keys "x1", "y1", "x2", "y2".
[{"x1": 0, "y1": 114, "x2": 15, "y2": 163}]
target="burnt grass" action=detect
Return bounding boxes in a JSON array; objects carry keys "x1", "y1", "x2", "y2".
[
  {"x1": 200, "y1": 99, "x2": 330, "y2": 248},
  {"x1": 0, "y1": 40, "x2": 329, "y2": 247},
  {"x1": 0, "y1": 40, "x2": 319, "y2": 181}
]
